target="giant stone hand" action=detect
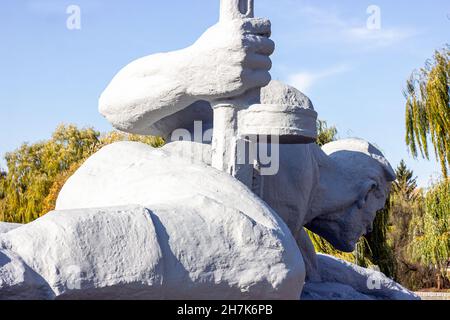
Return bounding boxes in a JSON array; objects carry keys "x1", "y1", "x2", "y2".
[
  {"x1": 99, "y1": 1, "x2": 274, "y2": 135},
  {"x1": 184, "y1": 17, "x2": 274, "y2": 100}
]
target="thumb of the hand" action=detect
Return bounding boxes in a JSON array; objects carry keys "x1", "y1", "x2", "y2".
[{"x1": 220, "y1": 0, "x2": 254, "y2": 22}]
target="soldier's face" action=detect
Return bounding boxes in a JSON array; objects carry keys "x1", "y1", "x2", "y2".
[{"x1": 306, "y1": 179, "x2": 389, "y2": 252}]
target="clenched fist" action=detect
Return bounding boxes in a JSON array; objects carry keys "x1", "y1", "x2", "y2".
[
  {"x1": 184, "y1": 18, "x2": 274, "y2": 99},
  {"x1": 99, "y1": 14, "x2": 274, "y2": 135}
]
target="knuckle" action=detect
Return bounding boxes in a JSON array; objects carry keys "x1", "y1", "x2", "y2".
[
  {"x1": 264, "y1": 39, "x2": 275, "y2": 54},
  {"x1": 240, "y1": 19, "x2": 253, "y2": 30},
  {"x1": 265, "y1": 57, "x2": 273, "y2": 70},
  {"x1": 241, "y1": 36, "x2": 256, "y2": 51},
  {"x1": 242, "y1": 34, "x2": 260, "y2": 48},
  {"x1": 240, "y1": 68, "x2": 252, "y2": 81},
  {"x1": 257, "y1": 18, "x2": 272, "y2": 32},
  {"x1": 261, "y1": 71, "x2": 271, "y2": 83},
  {"x1": 241, "y1": 17, "x2": 272, "y2": 36},
  {"x1": 249, "y1": 55, "x2": 272, "y2": 70}
]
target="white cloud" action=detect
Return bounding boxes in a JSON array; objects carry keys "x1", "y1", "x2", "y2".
[
  {"x1": 300, "y1": 5, "x2": 347, "y2": 28},
  {"x1": 294, "y1": 4, "x2": 418, "y2": 49},
  {"x1": 345, "y1": 26, "x2": 416, "y2": 47},
  {"x1": 287, "y1": 65, "x2": 350, "y2": 93}
]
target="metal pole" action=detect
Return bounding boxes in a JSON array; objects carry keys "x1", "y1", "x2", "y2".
[{"x1": 212, "y1": 0, "x2": 256, "y2": 189}]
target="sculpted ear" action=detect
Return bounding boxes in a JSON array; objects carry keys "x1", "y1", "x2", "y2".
[{"x1": 357, "y1": 180, "x2": 378, "y2": 209}]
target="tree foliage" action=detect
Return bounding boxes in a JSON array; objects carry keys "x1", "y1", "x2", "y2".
[
  {"x1": 364, "y1": 199, "x2": 396, "y2": 278},
  {"x1": 401, "y1": 46, "x2": 450, "y2": 289},
  {"x1": 385, "y1": 161, "x2": 424, "y2": 287},
  {"x1": 0, "y1": 124, "x2": 164, "y2": 223},
  {"x1": 382, "y1": 160, "x2": 450, "y2": 290},
  {"x1": 408, "y1": 178, "x2": 450, "y2": 289},
  {"x1": 392, "y1": 160, "x2": 418, "y2": 200},
  {"x1": 307, "y1": 230, "x2": 356, "y2": 263},
  {"x1": 0, "y1": 125, "x2": 101, "y2": 223},
  {"x1": 316, "y1": 120, "x2": 338, "y2": 147},
  {"x1": 405, "y1": 46, "x2": 450, "y2": 177},
  {"x1": 390, "y1": 161, "x2": 419, "y2": 259}
]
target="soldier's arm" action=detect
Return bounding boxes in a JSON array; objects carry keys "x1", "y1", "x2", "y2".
[{"x1": 99, "y1": 18, "x2": 273, "y2": 136}]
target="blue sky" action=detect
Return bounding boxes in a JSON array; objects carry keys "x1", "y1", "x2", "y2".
[{"x1": 0, "y1": 0, "x2": 449, "y2": 187}]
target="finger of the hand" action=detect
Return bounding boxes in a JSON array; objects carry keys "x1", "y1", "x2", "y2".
[
  {"x1": 220, "y1": 0, "x2": 254, "y2": 21},
  {"x1": 242, "y1": 69, "x2": 271, "y2": 91},
  {"x1": 243, "y1": 53, "x2": 272, "y2": 70},
  {"x1": 243, "y1": 35, "x2": 275, "y2": 55},
  {"x1": 242, "y1": 18, "x2": 271, "y2": 37}
]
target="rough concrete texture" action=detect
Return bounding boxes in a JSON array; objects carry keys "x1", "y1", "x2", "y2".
[
  {"x1": 0, "y1": 0, "x2": 421, "y2": 301},
  {"x1": 1, "y1": 198, "x2": 303, "y2": 299},
  {"x1": 0, "y1": 223, "x2": 22, "y2": 234},
  {"x1": 0, "y1": 141, "x2": 304, "y2": 300},
  {"x1": 99, "y1": 11, "x2": 273, "y2": 137},
  {"x1": 301, "y1": 254, "x2": 420, "y2": 300}
]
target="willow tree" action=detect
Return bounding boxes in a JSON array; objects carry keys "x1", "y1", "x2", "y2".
[
  {"x1": 385, "y1": 161, "x2": 421, "y2": 285},
  {"x1": 0, "y1": 125, "x2": 101, "y2": 223},
  {"x1": 41, "y1": 130, "x2": 164, "y2": 213},
  {"x1": 316, "y1": 120, "x2": 338, "y2": 147},
  {"x1": 364, "y1": 199, "x2": 395, "y2": 278},
  {"x1": 0, "y1": 124, "x2": 164, "y2": 224},
  {"x1": 408, "y1": 179, "x2": 450, "y2": 289},
  {"x1": 405, "y1": 46, "x2": 450, "y2": 177}
]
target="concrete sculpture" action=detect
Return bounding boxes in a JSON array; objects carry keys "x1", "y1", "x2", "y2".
[
  {"x1": 0, "y1": 0, "x2": 419, "y2": 299},
  {"x1": 1, "y1": 147, "x2": 304, "y2": 299}
]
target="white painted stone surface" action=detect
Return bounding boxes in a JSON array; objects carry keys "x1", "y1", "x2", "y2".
[
  {"x1": 239, "y1": 80, "x2": 318, "y2": 143},
  {"x1": 0, "y1": 0, "x2": 420, "y2": 300},
  {"x1": 99, "y1": 12, "x2": 273, "y2": 137},
  {"x1": 57, "y1": 142, "x2": 277, "y2": 232},
  {"x1": 0, "y1": 141, "x2": 304, "y2": 300},
  {"x1": 301, "y1": 254, "x2": 421, "y2": 300},
  {"x1": 0, "y1": 223, "x2": 22, "y2": 234},
  {"x1": 178, "y1": 138, "x2": 395, "y2": 255},
  {"x1": 156, "y1": 139, "x2": 419, "y2": 300},
  {"x1": 1, "y1": 206, "x2": 163, "y2": 299},
  {"x1": 146, "y1": 80, "x2": 318, "y2": 144},
  {"x1": 0, "y1": 138, "x2": 418, "y2": 300},
  {"x1": 1, "y1": 198, "x2": 303, "y2": 299}
]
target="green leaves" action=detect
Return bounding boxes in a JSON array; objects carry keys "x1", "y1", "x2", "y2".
[
  {"x1": 0, "y1": 124, "x2": 164, "y2": 223},
  {"x1": 402, "y1": 47, "x2": 450, "y2": 288},
  {"x1": 405, "y1": 46, "x2": 450, "y2": 177},
  {"x1": 407, "y1": 178, "x2": 450, "y2": 288},
  {"x1": 0, "y1": 125, "x2": 101, "y2": 223},
  {"x1": 393, "y1": 160, "x2": 418, "y2": 201},
  {"x1": 316, "y1": 120, "x2": 338, "y2": 146}
]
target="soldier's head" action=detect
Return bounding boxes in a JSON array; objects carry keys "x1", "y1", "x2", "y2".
[{"x1": 306, "y1": 139, "x2": 396, "y2": 252}]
